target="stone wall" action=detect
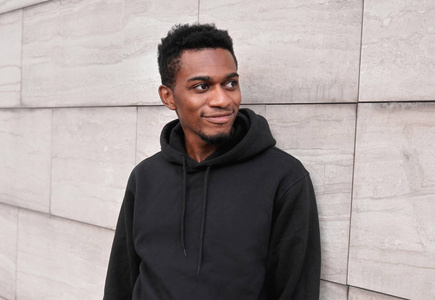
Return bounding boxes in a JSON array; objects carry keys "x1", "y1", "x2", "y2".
[{"x1": 0, "y1": 0, "x2": 434, "y2": 299}]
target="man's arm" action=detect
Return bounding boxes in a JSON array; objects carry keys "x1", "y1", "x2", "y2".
[
  {"x1": 104, "y1": 173, "x2": 140, "y2": 300},
  {"x1": 264, "y1": 173, "x2": 321, "y2": 299}
]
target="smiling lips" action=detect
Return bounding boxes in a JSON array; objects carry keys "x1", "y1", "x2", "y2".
[{"x1": 203, "y1": 112, "x2": 234, "y2": 124}]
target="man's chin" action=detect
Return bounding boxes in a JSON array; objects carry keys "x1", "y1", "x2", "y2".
[{"x1": 199, "y1": 132, "x2": 232, "y2": 145}]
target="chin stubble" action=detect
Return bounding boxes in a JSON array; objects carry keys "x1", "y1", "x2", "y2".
[{"x1": 198, "y1": 131, "x2": 232, "y2": 145}]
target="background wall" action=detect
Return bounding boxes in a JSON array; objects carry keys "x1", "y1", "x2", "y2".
[{"x1": 0, "y1": 0, "x2": 434, "y2": 299}]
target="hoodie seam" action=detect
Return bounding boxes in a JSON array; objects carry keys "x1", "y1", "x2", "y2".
[{"x1": 275, "y1": 172, "x2": 309, "y2": 207}]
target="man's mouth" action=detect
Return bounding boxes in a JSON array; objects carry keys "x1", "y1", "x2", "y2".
[{"x1": 203, "y1": 111, "x2": 234, "y2": 124}]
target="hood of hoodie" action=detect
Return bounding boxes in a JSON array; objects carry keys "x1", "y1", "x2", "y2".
[{"x1": 160, "y1": 108, "x2": 276, "y2": 168}]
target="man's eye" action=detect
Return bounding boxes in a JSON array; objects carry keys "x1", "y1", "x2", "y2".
[
  {"x1": 194, "y1": 84, "x2": 208, "y2": 90},
  {"x1": 225, "y1": 81, "x2": 238, "y2": 88}
]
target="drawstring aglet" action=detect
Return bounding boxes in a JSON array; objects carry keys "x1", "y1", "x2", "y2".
[
  {"x1": 183, "y1": 249, "x2": 187, "y2": 257},
  {"x1": 197, "y1": 266, "x2": 201, "y2": 275}
]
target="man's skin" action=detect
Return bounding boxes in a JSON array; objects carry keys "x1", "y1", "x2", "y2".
[{"x1": 158, "y1": 48, "x2": 241, "y2": 162}]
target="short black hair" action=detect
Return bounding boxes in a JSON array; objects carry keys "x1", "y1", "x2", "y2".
[{"x1": 158, "y1": 23, "x2": 237, "y2": 89}]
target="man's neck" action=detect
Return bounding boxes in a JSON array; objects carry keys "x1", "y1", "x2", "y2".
[{"x1": 185, "y1": 140, "x2": 219, "y2": 163}]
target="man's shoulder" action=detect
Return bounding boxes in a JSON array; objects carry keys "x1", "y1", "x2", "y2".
[
  {"x1": 260, "y1": 146, "x2": 308, "y2": 175},
  {"x1": 260, "y1": 147, "x2": 313, "y2": 202},
  {"x1": 124, "y1": 152, "x2": 167, "y2": 187},
  {"x1": 130, "y1": 151, "x2": 167, "y2": 175}
]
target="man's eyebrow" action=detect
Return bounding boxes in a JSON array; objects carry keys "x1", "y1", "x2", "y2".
[
  {"x1": 225, "y1": 72, "x2": 239, "y2": 79},
  {"x1": 187, "y1": 73, "x2": 239, "y2": 82},
  {"x1": 187, "y1": 76, "x2": 211, "y2": 82}
]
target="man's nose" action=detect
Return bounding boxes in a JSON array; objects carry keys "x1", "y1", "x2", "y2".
[{"x1": 208, "y1": 85, "x2": 231, "y2": 108}]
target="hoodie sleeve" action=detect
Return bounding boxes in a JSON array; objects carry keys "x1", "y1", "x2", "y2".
[
  {"x1": 264, "y1": 173, "x2": 321, "y2": 300},
  {"x1": 104, "y1": 172, "x2": 141, "y2": 300}
]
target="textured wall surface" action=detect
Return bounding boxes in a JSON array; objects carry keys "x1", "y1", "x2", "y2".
[{"x1": 0, "y1": 0, "x2": 434, "y2": 299}]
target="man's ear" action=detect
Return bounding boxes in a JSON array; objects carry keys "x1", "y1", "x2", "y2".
[{"x1": 159, "y1": 85, "x2": 176, "y2": 110}]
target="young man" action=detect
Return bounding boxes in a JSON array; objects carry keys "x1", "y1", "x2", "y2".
[{"x1": 104, "y1": 24, "x2": 321, "y2": 299}]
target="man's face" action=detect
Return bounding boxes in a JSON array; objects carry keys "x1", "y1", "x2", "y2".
[{"x1": 163, "y1": 48, "x2": 241, "y2": 145}]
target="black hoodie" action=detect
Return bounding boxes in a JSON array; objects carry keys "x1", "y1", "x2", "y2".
[{"x1": 104, "y1": 108, "x2": 321, "y2": 300}]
